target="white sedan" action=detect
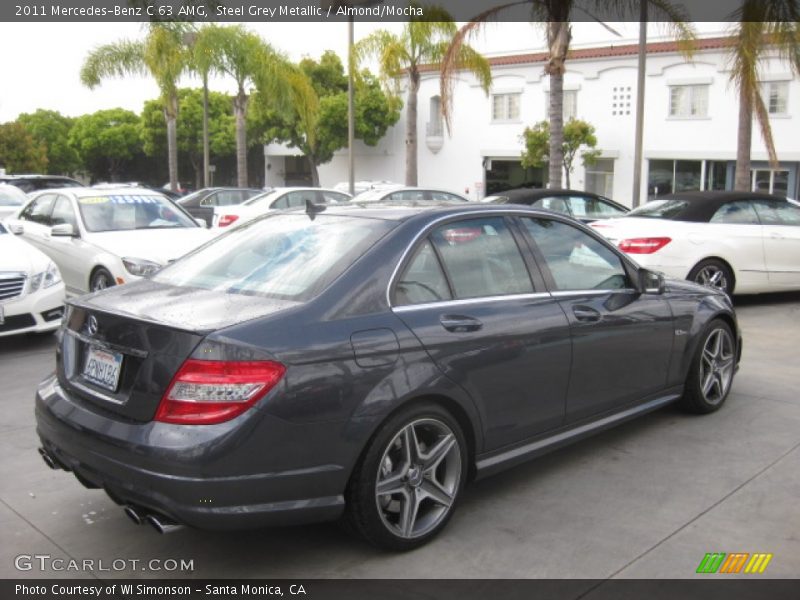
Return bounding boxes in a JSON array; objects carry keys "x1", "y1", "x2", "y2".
[
  {"x1": 5, "y1": 187, "x2": 213, "y2": 295},
  {"x1": 590, "y1": 191, "x2": 800, "y2": 295},
  {"x1": 213, "y1": 187, "x2": 352, "y2": 229},
  {"x1": 0, "y1": 222, "x2": 65, "y2": 337}
]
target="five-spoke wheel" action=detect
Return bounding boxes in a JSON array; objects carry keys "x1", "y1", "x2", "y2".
[{"x1": 346, "y1": 403, "x2": 466, "y2": 550}]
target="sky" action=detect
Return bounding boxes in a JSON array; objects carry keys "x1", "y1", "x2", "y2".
[{"x1": 0, "y1": 21, "x2": 731, "y2": 123}]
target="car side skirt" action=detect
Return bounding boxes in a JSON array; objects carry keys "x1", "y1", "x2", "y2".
[{"x1": 474, "y1": 387, "x2": 683, "y2": 479}]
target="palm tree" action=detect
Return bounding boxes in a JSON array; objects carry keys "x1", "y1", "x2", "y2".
[
  {"x1": 356, "y1": 6, "x2": 491, "y2": 186},
  {"x1": 728, "y1": 1, "x2": 800, "y2": 191},
  {"x1": 81, "y1": 23, "x2": 191, "y2": 192},
  {"x1": 441, "y1": 1, "x2": 692, "y2": 190},
  {"x1": 196, "y1": 25, "x2": 311, "y2": 188}
]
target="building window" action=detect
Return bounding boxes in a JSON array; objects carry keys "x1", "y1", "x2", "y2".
[
  {"x1": 491, "y1": 93, "x2": 521, "y2": 122},
  {"x1": 752, "y1": 169, "x2": 789, "y2": 196},
  {"x1": 585, "y1": 158, "x2": 615, "y2": 196},
  {"x1": 761, "y1": 81, "x2": 789, "y2": 115},
  {"x1": 427, "y1": 95, "x2": 443, "y2": 136},
  {"x1": 668, "y1": 85, "x2": 709, "y2": 118},
  {"x1": 544, "y1": 90, "x2": 577, "y2": 121},
  {"x1": 647, "y1": 159, "x2": 702, "y2": 198},
  {"x1": 611, "y1": 86, "x2": 632, "y2": 116}
]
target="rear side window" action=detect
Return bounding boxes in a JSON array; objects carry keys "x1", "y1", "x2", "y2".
[
  {"x1": 567, "y1": 196, "x2": 626, "y2": 219},
  {"x1": 19, "y1": 194, "x2": 56, "y2": 225},
  {"x1": 523, "y1": 218, "x2": 630, "y2": 291},
  {"x1": 430, "y1": 217, "x2": 533, "y2": 299},
  {"x1": 532, "y1": 196, "x2": 570, "y2": 215},
  {"x1": 395, "y1": 241, "x2": 452, "y2": 305},
  {"x1": 710, "y1": 201, "x2": 760, "y2": 224},
  {"x1": 751, "y1": 199, "x2": 800, "y2": 225}
]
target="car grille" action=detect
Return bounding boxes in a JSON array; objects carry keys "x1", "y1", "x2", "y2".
[{"x1": 0, "y1": 273, "x2": 26, "y2": 301}]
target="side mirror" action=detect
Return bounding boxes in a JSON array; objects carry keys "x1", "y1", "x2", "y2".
[
  {"x1": 639, "y1": 268, "x2": 665, "y2": 295},
  {"x1": 51, "y1": 223, "x2": 76, "y2": 237}
]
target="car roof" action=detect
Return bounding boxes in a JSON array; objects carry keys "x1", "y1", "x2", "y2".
[
  {"x1": 64, "y1": 187, "x2": 168, "y2": 197},
  {"x1": 646, "y1": 191, "x2": 790, "y2": 221},
  {"x1": 491, "y1": 188, "x2": 595, "y2": 198},
  {"x1": 296, "y1": 200, "x2": 561, "y2": 222}
]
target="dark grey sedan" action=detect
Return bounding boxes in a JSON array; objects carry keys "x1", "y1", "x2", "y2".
[{"x1": 36, "y1": 203, "x2": 740, "y2": 550}]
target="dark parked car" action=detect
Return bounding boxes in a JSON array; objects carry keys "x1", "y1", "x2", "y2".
[
  {"x1": 36, "y1": 203, "x2": 740, "y2": 550},
  {"x1": 0, "y1": 174, "x2": 82, "y2": 193},
  {"x1": 177, "y1": 187, "x2": 263, "y2": 227},
  {"x1": 485, "y1": 188, "x2": 629, "y2": 222}
]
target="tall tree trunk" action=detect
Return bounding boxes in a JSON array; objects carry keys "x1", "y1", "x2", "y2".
[
  {"x1": 563, "y1": 160, "x2": 571, "y2": 189},
  {"x1": 405, "y1": 69, "x2": 420, "y2": 186},
  {"x1": 309, "y1": 155, "x2": 320, "y2": 187},
  {"x1": 234, "y1": 89, "x2": 249, "y2": 188},
  {"x1": 165, "y1": 94, "x2": 179, "y2": 192},
  {"x1": 734, "y1": 85, "x2": 753, "y2": 191},
  {"x1": 546, "y1": 21, "x2": 570, "y2": 190},
  {"x1": 202, "y1": 72, "x2": 210, "y2": 188}
]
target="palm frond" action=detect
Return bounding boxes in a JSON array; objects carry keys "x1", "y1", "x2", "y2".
[{"x1": 80, "y1": 40, "x2": 147, "y2": 88}]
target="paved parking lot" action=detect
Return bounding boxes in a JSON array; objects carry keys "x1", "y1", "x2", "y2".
[{"x1": 1, "y1": 292, "x2": 798, "y2": 580}]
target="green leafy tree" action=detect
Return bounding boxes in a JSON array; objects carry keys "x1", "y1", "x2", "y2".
[
  {"x1": 17, "y1": 110, "x2": 81, "y2": 175},
  {"x1": 442, "y1": 1, "x2": 693, "y2": 189},
  {"x1": 80, "y1": 22, "x2": 192, "y2": 191},
  {"x1": 728, "y1": 2, "x2": 800, "y2": 190},
  {"x1": 0, "y1": 122, "x2": 48, "y2": 173},
  {"x1": 69, "y1": 109, "x2": 142, "y2": 182},
  {"x1": 195, "y1": 24, "x2": 316, "y2": 187},
  {"x1": 141, "y1": 88, "x2": 236, "y2": 188},
  {"x1": 252, "y1": 53, "x2": 400, "y2": 186},
  {"x1": 356, "y1": 3, "x2": 491, "y2": 185},
  {"x1": 521, "y1": 119, "x2": 601, "y2": 189}
]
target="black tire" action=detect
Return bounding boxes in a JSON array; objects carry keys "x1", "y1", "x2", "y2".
[
  {"x1": 90, "y1": 267, "x2": 114, "y2": 292},
  {"x1": 680, "y1": 319, "x2": 736, "y2": 414},
  {"x1": 345, "y1": 402, "x2": 468, "y2": 551},
  {"x1": 687, "y1": 259, "x2": 734, "y2": 295}
]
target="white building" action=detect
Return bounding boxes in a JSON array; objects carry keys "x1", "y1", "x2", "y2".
[{"x1": 265, "y1": 34, "x2": 800, "y2": 205}]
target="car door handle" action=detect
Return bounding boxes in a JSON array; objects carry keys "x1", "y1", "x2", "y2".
[
  {"x1": 572, "y1": 306, "x2": 601, "y2": 322},
  {"x1": 440, "y1": 315, "x2": 483, "y2": 333}
]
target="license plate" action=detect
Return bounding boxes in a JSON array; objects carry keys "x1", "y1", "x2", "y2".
[{"x1": 82, "y1": 346, "x2": 123, "y2": 392}]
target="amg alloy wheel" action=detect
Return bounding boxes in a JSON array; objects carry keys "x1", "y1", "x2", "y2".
[
  {"x1": 346, "y1": 404, "x2": 467, "y2": 550},
  {"x1": 680, "y1": 319, "x2": 736, "y2": 414}
]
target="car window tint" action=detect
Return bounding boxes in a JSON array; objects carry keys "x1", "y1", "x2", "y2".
[
  {"x1": 523, "y1": 218, "x2": 630, "y2": 291},
  {"x1": 389, "y1": 190, "x2": 426, "y2": 202},
  {"x1": 271, "y1": 195, "x2": 289, "y2": 209},
  {"x1": 285, "y1": 191, "x2": 316, "y2": 208},
  {"x1": 532, "y1": 196, "x2": 570, "y2": 215},
  {"x1": 20, "y1": 194, "x2": 56, "y2": 225},
  {"x1": 752, "y1": 199, "x2": 800, "y2": 225},
  {"x1": 216, "y1": 191, "x2": 246, "y2": 206},
  {"x1": 199, "y1": 192, "x2": 216, "y2": 207},
  {"x1": 710, "y1": 201, "x2": 760, "y2": 224},
  {"x1": 567, "y1": 195, "x2": 626, "y2": 219},
  {"x1": 431, "y1": 217, "x2": 533, "y2": 299},
  {"x1": 50, "y1": 196, "x2": 78, "y2": 228},
  {"x1": 395, "y1": 240, "x2": 452, "y2": 305}
]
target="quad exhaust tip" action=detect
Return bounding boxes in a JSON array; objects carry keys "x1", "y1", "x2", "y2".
[
  {"x1": 38, "y1": 447, "x2": 59, "y2": 470},
  {"x1": 146, "y1": 513, "x2": 184, "y2": 534},
  {"x1": 123, "y1": 505, "x2": 144, "y2": 526}
]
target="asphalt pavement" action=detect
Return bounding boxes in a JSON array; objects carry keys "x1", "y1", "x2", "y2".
[{"x1": 1, "y1": 292, "x2": 798, "y2": 580}]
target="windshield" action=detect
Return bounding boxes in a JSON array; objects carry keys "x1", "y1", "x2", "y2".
[
  {"x1": 0, "y1": 185, "x2": 26, "y2": 206},
  {"x1": 152, "y1": 214, "x2": 394, "y2": 301},
  {"x1": 628, "y1": 199, "x2": 690, "y2": 219},
  {"x1": 77, "y1": 194, "x2": 197, "y2": 232}
]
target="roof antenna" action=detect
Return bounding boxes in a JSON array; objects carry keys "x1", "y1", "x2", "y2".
[{"x1": 305, "y1": 198, "x2": 326, "y2": 221}]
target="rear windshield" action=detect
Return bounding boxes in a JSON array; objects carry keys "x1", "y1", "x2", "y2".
[
  {"x1": 628, "y1": 199, "x2": 690, "y2": 219},
  {"x1": 152, "y1": 213, "x2": 393, "y2": 301}
]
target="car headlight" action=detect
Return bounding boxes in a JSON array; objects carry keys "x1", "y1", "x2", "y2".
[
  {"x1": 30, "y1": 262, "x2": 62, "y2": 292},
  {"x1": 122, "y1": 257, "x2": 162, "y2": 277}
]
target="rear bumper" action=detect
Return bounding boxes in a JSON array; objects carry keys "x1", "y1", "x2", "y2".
[{"x1": 35, "y1": 376, "x2": 347, "y2": 530}]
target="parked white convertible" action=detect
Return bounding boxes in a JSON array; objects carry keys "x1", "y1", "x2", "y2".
[
  {"x1": 0, "y1": 222, "x2": 65, "y2": 337},
  {"x1": 591, "y1": 191, "x2": 800, "y2": 295},
  {"x1": 5, "y1": 188, "x2": 212, "y2": 295}
]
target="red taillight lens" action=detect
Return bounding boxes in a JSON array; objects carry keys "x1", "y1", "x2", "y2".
[
  {"x1": 618, "y1": 237, "x2": 672, "y2": 254},
  {"x1": 218, "y1": 214, "x2": 239, "y2": 227},
  {"x1": 443, "y1": 227, "x2": 482, "y2": 244},
  {"x1": 155, "y1": 360, "x2": 286, "y2": 425}
]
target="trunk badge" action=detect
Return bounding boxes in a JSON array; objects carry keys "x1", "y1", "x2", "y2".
[{"x1": 86, "y1": 315, "x2": 99, "y2": 336}]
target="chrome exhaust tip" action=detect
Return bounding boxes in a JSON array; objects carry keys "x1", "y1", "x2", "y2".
[
  {"x1": 146, "y1": 514, "x2": 184, "y2": 534},
  {"x1": 38, "y1": 447, "x2": 58, "y2": 470},
  {"x1": 123, "y1": 505, "x2": 144, "y2": 526}
]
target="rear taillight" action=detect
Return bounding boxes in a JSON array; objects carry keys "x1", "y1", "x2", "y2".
[
  {"x1": 218, "y1": 214, "x2": 239, "y2": 227},
  {"x1": 618, "y1": 237, "x2": 671, "y2": 254},
  {"x1": 155, "y1": 360, "x2": 286, "y2": 425}
]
